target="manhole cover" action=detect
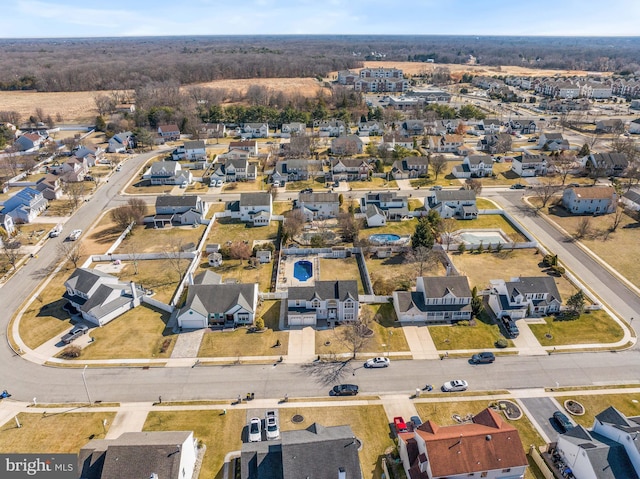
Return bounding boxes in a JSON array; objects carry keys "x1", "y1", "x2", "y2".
[{"x1": 292, "y1": 414, "x2": 304, "y2": 424}]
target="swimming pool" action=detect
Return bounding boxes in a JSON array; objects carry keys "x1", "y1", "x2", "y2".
[
  {"x1": 458, "y1": 230, "x2": 510, "y2": 246},
  {"x1": 369, "y1": 234, "x2": 401, "y2": 244},
  {"x1": 293, "y1": 260, "x2": 313, "y2": 282}
]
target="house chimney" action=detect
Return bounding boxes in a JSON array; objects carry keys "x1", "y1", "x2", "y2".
[{"x1": 338, "y1": 467, "x2": 346, "y2": 479}]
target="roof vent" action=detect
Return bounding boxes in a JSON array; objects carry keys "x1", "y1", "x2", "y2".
[{"x1": 486, "y1": 435, "x2": 492, "y2": 441}]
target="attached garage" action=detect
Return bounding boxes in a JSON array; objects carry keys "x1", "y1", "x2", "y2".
[
  {"x1": 177, "y1": 309, "x2": 207, "y2": 329},
  {"x1": 288, "y1": 312, "x2": 317, "y2": 327}
]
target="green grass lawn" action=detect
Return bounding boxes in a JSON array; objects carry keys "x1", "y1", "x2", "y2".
[
  {"x1": 319, "y1": 257, "x2": 364, "y2": 293},
  {"x1": 144, "y1": 409, "x2": 245, "y2": 479},
  {"x1": 555, "y1": 393, "x2": 640, "y2": 428},
  {"x1": 361, "y1": 218, "x2": 417, "y2": 238},
  {"x1": 476, "y1": 197, "x2": 499, "y2": 209},
  {"x1": 428, "y1": 311, "x2": 514, "y2": 350},
  {"x1": 116, "y1": 224, "x2": 207, "y2": 254},
  {"x1": 529, "y1": 310, "x2": 624, "y2": 346},
  {"x1": 366, "y1": 252, "x2": 446, "y2": 293},
  {"x1": 0, "y1": 411, "x2": 117, "y2": 453},
  {"x1": 206, "y1": 218, "x2": 279, "y2": 246},
  {"x1": 459, "y1": 214, "x2": 527, "y2": 242}
]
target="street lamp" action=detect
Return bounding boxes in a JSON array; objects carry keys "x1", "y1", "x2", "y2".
[{"x1": 82, "y1": 365, "x2": 93, "y2": 405}]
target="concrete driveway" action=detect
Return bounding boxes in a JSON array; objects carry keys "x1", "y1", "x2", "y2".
[{"x1": 520, "y1": 396, "x2": 576, "y2": 443}]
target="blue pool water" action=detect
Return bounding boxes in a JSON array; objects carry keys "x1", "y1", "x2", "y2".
[
  {"x1": 293, "y1": 260, "x2": 313, "y2": 282},
  {"x1": 369, "y1": 234, "x2": 401, "y2": 244}
]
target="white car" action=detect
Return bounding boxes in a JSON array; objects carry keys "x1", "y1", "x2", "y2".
[
  {"x1": 248, "y1": 417, "x2": 261, "y2": 442},
  {"x1": 442, "y1": 380, "x2": 469, "y2": 392},
  {"x1": 265, "y1": 410, "x2": 280, "y2": 440},
  {"x1": 68, "y1": 229, "x2": 82, "y2": 241},
  {"x1": 364, "y1": 357, "x2": 390, "y2": 368}
]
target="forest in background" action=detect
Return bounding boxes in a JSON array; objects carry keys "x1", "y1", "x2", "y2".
[{"x1": 1, "y1": 35, "x2": 640, "y2": 92}]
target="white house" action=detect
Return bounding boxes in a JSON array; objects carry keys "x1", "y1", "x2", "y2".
[
  {"x1": 211, "y1": 157, "x2": 257, "y2": 183},
  {"x1": 107, "y1": 131, "x2": 133, "y2": 153},
  {"x1": 225, "y1": 192, "x2": 272, "y2": 225},
  {"x1": 430, "y1": 134, "x2": 464, "y2": 153},
  {"x1": 629, "y1": 118, "x2": 640, "y2": 135},
  {"x1": 562, "y1": 186, "x2": 618, "y2": 215},
  {"x1": 153, "y1": 195, "x2": 207, "y2": 227},
  {"x1": 391, "y1": 156, "x2": 429, "y2": 180},
  {"x1": 360, "y1": 191, "x2": 409, "y2": 220},
  {"x1": 511, "y1": 153, "x2": 548, "y2": 177},
  {"x1": 364, "y1": 204, "x2": 386, "y2": 227},
  {"x1": 317, "y1": 120, "x2": 346, "y2": 137},
  {"x1": 229, "y1": 140, "x2": 259, "y2": 156},
  {"x1": 452, "y1": 154, "x2": 494, "y2": 178},
  {"x1": 330, "y1": 157, "x2": 370, "y2": 181},
  {"x1": 393, "y1": 276, "x2": 472, "y2": 323},
  {"x1": 427, "y1": 190, "x2": 478, "y2": 219},
  {"x1": 621, "y1": 190, "x2": 640, "y2": 211},
  {"x1": 242, "y1": 122, "x2": 270, "y2": 139},
  {"x1": 287, "y1": 280, "x2": 359, "y2": 327},
  {"x1": 488, "y1": 276, "x2": 562, "y2": 320},
  {"x1": 1, "y1": 187, "x2": 48, "y2": 223},
  {"x1": 177, "y1": 271, "x2": 258, "y2": 329},
  {"x1": 147, "y1": 161, "x2": 192, "y2": 186},
  {"x1": 294, "y1": 192, "x2": 340, "y2": 221},
  {"x1": 172, "y1": 140, "x2": 207, "y2": 161},
  {"x1": 281, "y1": 122, "x2": 307, "y2": 137}
]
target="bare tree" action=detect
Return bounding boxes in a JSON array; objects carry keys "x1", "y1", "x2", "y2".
[
  {"x1": 229, "y1": 241, "x2": 252, "y2": 264},
  {"x1": 574, "y1": 217, "x2": 591, "y2": 239},
  {"x1": 533, "y1": 179, "x2": 561, "y2": 209},
  {"x1": 127, "y1": 198, "x2": 147, "y2": 225},
  {"x1": 464, "y1": 178, "x2": 483, "y2": 195},
  {"x1": 162, "y1": 238, "x2": 189, "y2": 282},
  {"x1": 551, "y1": 151, "x2": 576, "y2": 185},
  {"x1": 338, "y1": 306, "x2": 373, "y2": 359},
  {"x1": 58, "y1": 241, "x2": 85, "y2": 268},
  {"x1": 63, "y1": 181, "x2": 86, "y2": 213},
  {"x1": 337, "y1": 211, "x2": 362, "y2": 243},
  {"x1": 440, "y1": 218, "x2": 459, "y2": 251},
  {"x1": 111, "y1": 205, "x2": 135, "y2": 230},
  {"x1": 609, "y1": 204, "x2": 625, "y2": 233},
  {"x1": 1, "y1": 240, "x2": 22, "y2": 272},
  {"x1": 430, "y1": 154, "x2": 447, "y2": 180},
  {"x1": 123, "y1": 237, "x2": 143, "y2": 275},
  {"x1": 404, "y1": 246, "x2": 438, "y2": 277},
  {"x1": 282, "y1": 209, "x2": 305, "y2": 243}
]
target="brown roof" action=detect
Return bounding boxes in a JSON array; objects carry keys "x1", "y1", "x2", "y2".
[
  {"x1": 571, "y1": 186, "x2": 616, "y2": 200},
  {"x1": 230, "y1": 140, "x2": 257, "y2": 148},
  {"x1": 414, "y1": 408, "x2": 528, "y2": 477},
  {"x1": 158, "y1": 124, "x2": 180, "y2": 133},
  {"x1": 444, "y1": 134, "x2": 464, "y2": 143}
]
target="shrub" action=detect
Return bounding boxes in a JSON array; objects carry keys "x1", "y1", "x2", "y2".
[
  {"x1": 495, "y1": 339, "x2": 508, "y2": 348},
  {"x1": 60, "y1": 345, "x2": 81, "y2": 358},
  {"x1": 456, "y1": 320, "x2": 471, "y2": 327},
  {"x1": 255, "y1": 317, "x2": 265, "y2": 330}
]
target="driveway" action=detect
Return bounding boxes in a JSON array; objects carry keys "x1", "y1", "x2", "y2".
[{"x1": 520, "y1": 396, "x2": 575, "y2": 443}]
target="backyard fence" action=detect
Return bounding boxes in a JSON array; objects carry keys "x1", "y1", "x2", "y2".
[
  {"x1": 141, "y1": 295, "x2": 174, "y2": 313},
  {"x1": 358, "y1": 294, "x2": 391, "y2": 303}
]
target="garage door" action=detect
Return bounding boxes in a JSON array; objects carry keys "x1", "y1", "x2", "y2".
[
  {"x1": 288, "y1": 315, "x2": 316, "y2": 326},
  {"x1": 180, "y1": 319, "x2": 205, "y2": 329}
]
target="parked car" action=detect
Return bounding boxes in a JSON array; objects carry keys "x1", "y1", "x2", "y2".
[
  {"x1": 510, "y1": 183, "x2": 525, "y2": 190},
  {"x1": 553, "y1": 411, "x2": 574, "y2": 433},
  {"x1": 441, "y1": 380, "x2": 468, "y2": 392},
  {"x1": 393, "y1": 416, "x2": 408, "y2": 433},
  {"x1": 430, "y1": 185, "x2": 443, "y2": 191},
  {"x1": 332, "y1": 384, "x2": 359, "y2": 396},
  {"x1": 301, "y1": 188, "x2": 313, "y2": 194},
  {"x1": 61, "y1": 323, "x2": 89, "y2": 344},
  {"x1": 265, "y1": 410, "x2": 280, "y2": 440},
  {"x1": 49, "y1": 224, "x2": 62, "y2": 238},
  {"x1": 364, "y1": 357, "x2": 390, "y2": 368},
  {"x1": 248, "y1": 417, "x2": 262, "y2": 442},
  {"x1": 471, "y1": 352, "x2": 496, "y2": 364},
  {"x1": 410, "y1": 415, "x2": 423, "y2": 427},
  {"x1": 568, "y1": 183, "x2": 580, "y2": 188},
  {"x1": 68, "y1": 229, "x2": 82, "y2": 241},
  {"x1": 501, "y1": 315, "x2": 519, "y2": 338},
  {"x1": 115, "y1": 165, "x2": 122, "y2": 172}
]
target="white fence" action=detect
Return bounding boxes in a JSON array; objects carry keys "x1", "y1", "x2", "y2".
[
  {"x1": 358, "y1": 294, "x2": 391, "y2": 303},
  {"x1": 106, "y1": 221, "x2": 136, "y2": 255},
  {"x1": 91, "y1": 252, "x2": 197, "y2": 262},
  {"x1": 141, "y1": 295, "x2": 174, "y2": 313},
  {"x1": 260, "y1": 292, "x2": 288, "y2": 300}
]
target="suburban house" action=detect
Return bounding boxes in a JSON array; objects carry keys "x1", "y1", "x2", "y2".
[
  {"x1": 621, "y1": 189, "x2": 640, "y2": 211},
  {"x1": 177, "y1": 271, "x2": 258, "y2": 329},
  {"x1": 294, "y1": 192, "x2": 340, "y2": 221},
  {"x1": 241, "y1": 122, "x2": 270, "y2": 139},
  {"x1": 360, "y1": 191, "x2": 409, "y2": 220},
  {"x1": 1, "y1": 187, "x2": 48, "y2": 223},
  {"x1": 554, "y1": 407, "x2": 640, "y2": 479},
  {"x1": 172, "y1": 140, "x2": 207, "y2": 161},
  {"x1": 330, "y1": 135, "x2": 364, "y2": 155},
  {"x1": 488, "y1": 276, "x2": 562, "y2": 319},
  {"x1": 382, "y1": 131, "x2": 414, "y2": 150},
  {"x1": 403, "y1": 119, "x2": 426, "y2": 136},
  {"x1": 398, "y1": 408, "x2": 528, "y2": 479},
  {"x1": 480, "y1": 118, "x2": 503, "y2": 133},
  {"x1": 229, "y1": 140, "x2": 259, "y2": 156},
  {"x1": 393, "y1": 276, "x2": 473, "y2": 323},
  {"x1": 35, "y1": 174, "x2": 63, "y2": 200},
  {"x1": 330, "y1": 157, "x2": 370, "y2": 181},
  {"x1": 317, "y1": 120, "x2": 346, "y2": 137},
  {"x1": 427, "y1": 190, "x2": 478, "y2": 219},
  {"x1": 364, "y1": 204, "x2": 386, "y2": 227},
  {"x1": 73, "y1": 145, "x2": 104, "y2": 167},
  {"x1": 452, "y1": 154, "x2": 494, "y2": 178},
  {"x1": 271, "y1": 159, "x2": 322, "y2": 184},
  {"x1": 211, "y1": 158, "x2": 257, "y2": 183},
  {"x1": 59, "y1": 156, "x2": 89, "y2": 183},
  {"x1": 391, "y1": 156, "x2": 429, "y2": 180},
  {"x1": 225, "y1": 192, "x2": 272, "y2": 225},
  {"x1": 584, "y1": 152, "x2": 629, "y2": 177},
  {"x1": 629, "y1": 118, "x2": 640, "y2": 134},
  {"x1": 107, "y1": 131, "x2": 134, "y2": 153},
  {"x1": 562, "y1": 186, "x2": 618, "y2": 215},
  {"x1": 431, "y1": 134, "x2": 464, "y2": 153},
  {"x1": 358, "y1": 120, "x2": 384, "y2": 136},
  {"x1": 287, "y1": 280, "x2": 359, "y2": 327},
  {"x1": 241, "y1": 423, "x2": 362, "y2": 479},
  {"x1": 147, "y1": 161, "x2": 192, "y2": 186},
  {"x1": 0, "y1": 213, "x2": 15, "y2": 236},
  {"x1": 14, "y1": 132, "x2": 46, "y2": 152},
  {"x1": 63, "y1": 268, "x2": 144, "y2": 326},
  {"x1": 79, "y1": 431, "x2": 197, "y2": 479},
  {"x1": 157, "y1": 124, "x2": 181, "y2": 142},
  {"x1": 337, "y1": 69, "x2": 358, "y2": 85},
  {"x1": 511, "y1": 153, "x2": 548, "y2": 177},
  {"x1": 198, "y1": 123, "x2": 226, "y2": 139},
  {"x1": 281, "y1": 122, "x2": 307, "y2": 137},
  {"x1": 153, "y1": 195, "x2": 207, "y2": 227},
  {"x1": 477, "y1": 133, "x2": 512, "y2": 154},
  {"x1": 595, "y1": 118, "x2": 624, "y2": 133},
  {"x1": 538, "y1": 132, "x2": 570, "y2": 151}
]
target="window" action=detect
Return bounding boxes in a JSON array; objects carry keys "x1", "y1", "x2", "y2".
[{"x1": 501, "y1": 469, "x2": 511, "y2": 473}]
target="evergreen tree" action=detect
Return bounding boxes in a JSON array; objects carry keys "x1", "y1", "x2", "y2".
[{"x1": 411, "y1": 217, "x2": 435, "y2": 250}]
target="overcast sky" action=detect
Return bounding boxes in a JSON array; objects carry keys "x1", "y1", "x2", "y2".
[{"x1": 3, "y1": 0, "x2": 640, "y2": 38}]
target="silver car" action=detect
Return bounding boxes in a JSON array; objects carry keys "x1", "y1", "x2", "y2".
[
  {"x1": 364, "y1": 357, "x2": 390, "y2": 368},
  {"x1": 441, "y1": 380, "x2": 468, "y2": 392},
  {"x1": 265, "y1": 410, "x2": 280, "y2": 440},
  {"x1": 248, "y1": 417, "x2": 261, "y2": 442}
]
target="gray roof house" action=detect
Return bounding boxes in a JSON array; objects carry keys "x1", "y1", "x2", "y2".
[
  {"x1": 452, "y1": 154, "x2": 494, "y2": 179},
  {"x1": 225, "y1": 192, "x2": 272, "y2": 225},
  {"x1": 488, "y1": 276, "x2": 562, "y2": 320},
  {"x1": 78, "y1": 431, "x2": 197, "y2": 479},
  {"x1": 153, "y1": 195, "x2": 207, "y2": 227},
  {"x1": 211, "y1": 157, "x2": 257, "y2": 182},
  {"x1": 391, "y1": 156, "x2": 429, "y2": 180},
  {"x1": 621, "y1": 189, "x2": 640, "y2": 211},
  {"x1": 287, "y1": 280, "x2": 359, "y2": 327},
  {"x1": 427, "y1": 189, "x2": 477, "y2": 219},
  {"x1": 360, "y1": 191, "x2": 409, "y2": 220},
  {"x1": 511, "y1": 153, "x2": 548, "y2": 177},
  {"x1": 330, "y1": 157, "x2": 370, "y2": 181},
  {"x1": 241, "y1": 423, "x2": 362, "y2": 479},
  {"x1": 63, "y1": 268, "x2": 144, "y2": 326},
  {"x1": 177, "y1": 271, "x2": 258, "y2": 329},
  {"x1": 394, "y1": 276, "x2": 472, "y2": 323},
  {"x1": 1, "y1": 187, "x2": 48, "y2": 224},
  {"x1": 147, "y1": 161, "x2": 192, "y2": 186},
  {"x1": 107, "y1": 131, "x2": 133, "y2": 153},
  {"x1": 585, "y1": 152, "x2": 629, "y2": 177},
  {"x1": 294, "y1": 192, "x2": 340, "y2": 221}
]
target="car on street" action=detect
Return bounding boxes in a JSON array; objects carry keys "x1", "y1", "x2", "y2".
[
  {"x1": 410, "y1": 415, "x2": 423, "y2": 427},
  {"x1": 510, "y1": 183, "x2": 525, "y2": 189},
  {"x1": 553, "y1": 411, "x2": 574, "y2": 433},
  {"x1": 393, "y1": 416, "x2": 408, "y2": 433},
  {"x1": 61, "y1": 323, "x2": 89, "y2": 344},
  {"x1": 332, "y1": 384, "x2": 359, "y2": 396},
  {"x1": 265, "y1": 410, "x2": 280, "y2": 440},
  {"x1": 441, "y1": 379, "x2": 468, "y2": 392},
  {"x1": 364, "y1": 357, "x2": 390, "y2": 368},
  {"x1": 49, "y1": 224, "x2": 63, "y2": 238},
  {"x1": 430, "y1": 185, "x2": 442, "y2": 190},
  {"x1": 568, "y1": 183, "x2": 580, "y2": 188},
  {"x1": 471, "y1": 352, "x2": 496, "y2": 364},
  {"x1": 68, "y1": 229, "x2": 82, "y2": 241},
  {"x1": 248, "y1": 417, "x2": 262, "y2": 442}
]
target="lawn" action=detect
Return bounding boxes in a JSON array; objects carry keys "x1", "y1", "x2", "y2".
[
  {"x1": 100, "y1": 259, "x2": 191, "y2": 303},
  {"x1": 348, "y1": 177, "x2": 398, "y2": 190},
  {"x1": 482, "y1": 161, "x2": 525, "y2": 185},
  {"x1": 285, "y1": 177, "x2": 326, "y2": 191},
  {"x1": 144, "y1": 409, "x2": 245, "y2": 479},
  {"x1": 125, "y1": 180, "x2": 176, "y2": 195},
  {"x1": 19, "y1": 268, "x2": 75, "y2": 349},
  {"x1": 205, "y1": 202, "x2": 226, "y2": 219},
  {"x1": 68, "y1": 304, "x2": 175, "y2": 360},
  {"x1": 185, "y1": 181, "x2": 209, "y2": 193},
  {"x1": 366, "y1": 252, "x2": 446, "y2": 293},
  {"x1": 116, "y1": 224, "x2": 207, "y2": 254},
  {"x1": 409, "y1": 162, "x2": 459, "y2": 188},
  {"x1": 319, "y1": 257, "x2": 364, "y2": 293},
  {"x1": 90, "y1": 165, "x2": 112, "y2": 178},
  {"x1": 555, "y1": 392, "x2": 640, "y2": 428},
  {"x1": 459, "y1": 214, "x2": 528, "y2": 242},
  {"x1": 273, "y1": 200, "x2": 293, "y2": 215},
  {"x1": 407, "y1": 198, "x2": 424, "y2": 211},
  {"x1": 541, "y1": 204, "x2": 640, "y2": 289},
  {"x1": 476, "y1": 197, "x2": 499, "y2": 209},
  {"x1": 428, "y1": 311, "x2": 514, "y2": 350},
  {"x1": 528, "y1": 310, "x2": 624, "y2": 346},
  {"x1": 195, "y1": 258, "x2": 273, "y2": 293},
  {"x1": 0, "y1": 411, "x2": 117, "y2": 453},
  {"x1": 360, "y1": 218, "x2": 418, "y2": 238},
  {"x1": 206, "y1": 218, "x2": 279, "y2": 247},
  {"x1": 222, "y1": 178, "x2": 265, "y2": 192},
  {"x1": 83, "y1": 212, "x2": 127, "y2": 255},
  {"x1": 13, "y1": 223, "x2": 49, "y2": 245},
  {"x1": 44, "y1": 198, "x2": 76, "y2": 216},
  {"x1": 450, "y1": 248, "x2": 578, "y2": 299},
  {"x1": 280, "y1": 405, "x2": 395, "y2": 479}
]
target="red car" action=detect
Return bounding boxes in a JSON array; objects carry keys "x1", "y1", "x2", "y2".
[{"x1": 393, "y1": 416, "x2": 408, "y2": 433}]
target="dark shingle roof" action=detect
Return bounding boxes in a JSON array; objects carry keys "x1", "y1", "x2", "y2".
[
  {"x1": 299, "y1": 192, "x2": 339, "y2": 204},
  {"x1": 65, "y1": 268, "x2": 116, "y2": 295},
  {"x1": 240, "y1": 192, "x2": 271, "y2": 207},
  {"x1": 184, "y1": 140, "x2": 205, "y2": 150},
  {"x1": 180, "y1": 283, "x2": 257, "y2": 317},
  {"x1": 155, "y1": 195, "x2": 199, "y2": 208},
  {"x1": 420, "y1": 276, "x2": 472, "y2": 299},
  {"x1": 435, "y1": 189, "x2": 476, "y2": 202},
  {"x1": 506, "y1": 277, "x2": 562, "y2": 304},
  {"x1": 287, "y1": 280, "x2": 358, "y2": 302}
]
